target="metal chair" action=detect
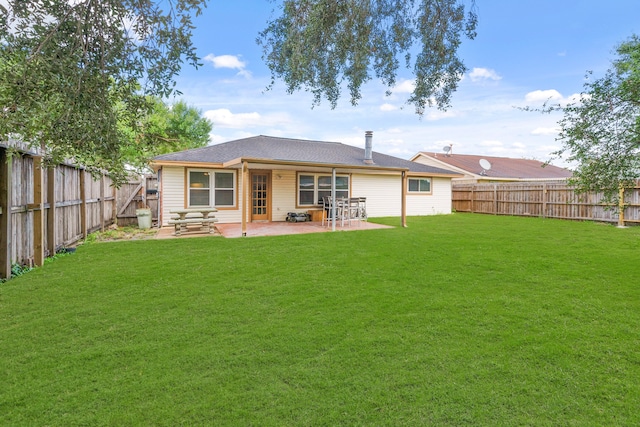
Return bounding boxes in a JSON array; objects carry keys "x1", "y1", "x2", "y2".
[
  {"x1": 322, "y1": 196, "x2": 333, "y2": 227},
  {"x1": 358, "y1": 197, "x2": 367, "y2": 222},
  {"x1": 344, "y1": 197, "x2": 361, "y2": 226}
]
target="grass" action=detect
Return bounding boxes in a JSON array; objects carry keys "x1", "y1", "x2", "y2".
[{"x1": 1, "y1": 214, "x2": 639, "y2": 426}]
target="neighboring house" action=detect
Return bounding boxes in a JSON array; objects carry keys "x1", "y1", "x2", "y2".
[
  {"x1": 410, "y1": 152, "x2": 572, "y2": 183},
  {"x1": 150, "y1": 133, "x2": 463, "y2": 229}
]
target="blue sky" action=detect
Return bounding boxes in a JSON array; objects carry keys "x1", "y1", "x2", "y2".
[{"x1": 173, "y1": 1, "x2": 640, "y2": 166}]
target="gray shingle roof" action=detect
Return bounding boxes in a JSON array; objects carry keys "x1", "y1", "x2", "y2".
[{"x1": 154, "y1": 135, "x2": 460, "y2": 176}]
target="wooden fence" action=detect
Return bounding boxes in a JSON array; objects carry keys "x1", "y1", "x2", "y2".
[
  {"x1": 452, "y1": 181, "x2": 640, "y2": 225},
  {"x1": 0, "y1": 144, "x2": 156, "y2": 280}
]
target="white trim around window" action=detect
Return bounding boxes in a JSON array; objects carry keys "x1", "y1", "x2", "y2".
[
  {"x1": 188, "y1": 169, "x2": 236, "y2": 208},
  {"x1": 407, "y1": 177, "x2": 432, "y2": 194},
  {"x1": 297, "y1": 173, "x2": 350, "y2": 206}
]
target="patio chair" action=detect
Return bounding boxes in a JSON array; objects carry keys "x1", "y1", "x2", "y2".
[
  {"x1": 322, "y1": 196, "x2": 333, "y2": 227},
  {"x1": 344, "y1": 197, "x2": 361, "y2": 226},
  {"x1": 358, "y1": 197, "x2": 367, "y2": 221}
]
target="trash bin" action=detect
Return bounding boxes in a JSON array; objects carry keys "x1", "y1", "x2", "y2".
[{"x1": 136, "y1": 208, "x2": 152, "y2": 229}]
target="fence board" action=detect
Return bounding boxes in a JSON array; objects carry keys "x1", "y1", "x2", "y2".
[
  {"x1": 1, "y1": 143, "x2": 159, "y2": 279},
  {"x1": 0, "y1": 144, "x2": 122, "y2": 278},
  {"x1": 453, "y1": 180, "x2": 640, "y2": 225}
]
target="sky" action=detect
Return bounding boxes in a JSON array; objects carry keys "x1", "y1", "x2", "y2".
[{"x1": 172, "y1": 1, "x2": 640, "y2": 167}]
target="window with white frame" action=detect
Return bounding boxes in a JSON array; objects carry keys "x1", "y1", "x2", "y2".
[
  {"x1": 298, "y1": 174, "x2": 349, "y2": 205},
  {"x1": 188, "y1": 170, "x2": 236, "y2": 207},
  {"x1": 408, "y1": 178, "x2": 431, "y2": 193}
]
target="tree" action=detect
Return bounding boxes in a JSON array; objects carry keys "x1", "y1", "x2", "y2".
[
  {"x1": 2, "y1": 0, "x2": 478, "y2": 183},
  {"x1": 120, "y1": 98, "x2": 213, "y2": 173},
  {"x1": 0, "y1": 0, "x2": 207, "y2": 184},
  {"x1": 258, "y1": 0, "x2": 478, "y2": 115},
  {"x1": 551, "y1": 35, "x2": 640, "y2": 205}
]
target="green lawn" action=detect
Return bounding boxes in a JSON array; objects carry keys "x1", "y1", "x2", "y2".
[{"x1": 1, "y1": 214, "x2": 639, "y2": 426}]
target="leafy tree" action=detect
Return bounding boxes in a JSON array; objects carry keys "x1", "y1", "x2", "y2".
[
  {"x1": 0, "y1": 0, "x2": 207, "y2": 184},
  {"x1": 258, "y1": 0, "x2": 478, "y2": 115},
  {"x1": 2, "y1": 0, "x2": 478, "y2": 183},
  {"x1": 121, "y1": 98, "x2": 212, "y2": 172},
  {"x1": 551, "y1": 35, "x2": 640, "y2": 205}
]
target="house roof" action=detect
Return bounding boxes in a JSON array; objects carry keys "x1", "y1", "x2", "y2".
[
  {"x1": 411, "y1": 152, "x2": 573, "y2": 180},
  {"x1": 153, "y1": 135, "x2": 462, "y2": 177}
]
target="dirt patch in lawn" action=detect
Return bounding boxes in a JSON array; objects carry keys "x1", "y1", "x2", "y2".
[{"x1": 87, "y1": 225, "x2": 159, "y2": 242}]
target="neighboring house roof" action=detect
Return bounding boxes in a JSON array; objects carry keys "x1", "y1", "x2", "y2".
[
  {"x1": 153, "y1": 135, "x2": 462, "y2": 177},
  {"x1": 410, "y1": 152, "x2": 572, "y2": 181}
]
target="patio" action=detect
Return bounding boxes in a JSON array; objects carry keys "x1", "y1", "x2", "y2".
[{"x1": 156, "y1": 220, "x2": 392, "y2": 239}]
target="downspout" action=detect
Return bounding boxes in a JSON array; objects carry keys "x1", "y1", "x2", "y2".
[
  {"x1": 331, "y1": 167, "x2": 336, "y2": 231},
  {"x1": 242, "y1": 161, "x2": 248, "y2": 236},
  {"x1": 401, "y1": 171, "x2": 408, "y2": 228}
]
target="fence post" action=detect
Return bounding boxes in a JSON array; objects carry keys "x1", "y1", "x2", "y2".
[
  {"x1": 100, "y1": 175, "x2": 105, "y2": 232},
  {"x1": 471, "y1": 185, "x2": 475, "y2": 213},
  {"x1": 47, "y1": 166, "x2": 57, "y2": 256},
  {"x1": 80, "y1": 170, "x2": 88, "y2": 239},
  {"x1": 0, "y1": 148, "x2": 12, "y2": 279},
  {"x1": 542, "y1": 183, "x2": 547, "y2": 218},
  {"x1": 618, "y1": 185, "x2": 625, "y2": 227},
  {"x1": 32, "y1": 157, "x2": 45, "y2": 266},
  {"x1": 111, "y1": 181, "x2": 117, "y2": 226},
  {"x1": 493, "y1": 184, "x2": 498, "y2": 214}
]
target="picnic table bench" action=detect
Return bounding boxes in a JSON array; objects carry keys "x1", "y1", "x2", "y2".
[{"x1": 169, "y1": 208, "x2": 218, "y2": 235}]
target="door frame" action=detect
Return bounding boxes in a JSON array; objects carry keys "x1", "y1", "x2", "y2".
[{"x1": 249, "y1": 170, "x2": 272, "y2": 222}]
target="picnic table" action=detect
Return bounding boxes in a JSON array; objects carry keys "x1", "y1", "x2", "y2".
[{"x1": 168, "y1": 208, "x2": 218, "y2": 235}]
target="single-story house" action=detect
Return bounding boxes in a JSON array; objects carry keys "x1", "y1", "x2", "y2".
[
  {"x1": 410, "y1": 152, "x2": 573, "y2": 184},
  {"x1": 150, "y1": 133, "x2": 462, "y2": 231}
]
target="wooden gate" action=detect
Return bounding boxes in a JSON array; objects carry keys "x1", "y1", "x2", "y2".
[{"x1": 116, "y1": 175, "x2": 159, "y2": 226}]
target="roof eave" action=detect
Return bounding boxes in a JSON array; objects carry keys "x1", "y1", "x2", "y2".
[
  {"x1": 150, "y1": 159, "x2": 225, "y2": 171},
  {"x1": 151, "y1": 156, "x2": 462, "y2": 177},
  {"x1": 224, "y1": 156, "x2": 410, "y2": 172}
]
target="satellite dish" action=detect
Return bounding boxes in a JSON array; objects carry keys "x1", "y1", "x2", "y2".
[
  {"x1": 442, "y1": 145, "x2": 451, "y2": 153},
  {"x1": 479, "y1": 158, "x2": 492, "y2": 171}
]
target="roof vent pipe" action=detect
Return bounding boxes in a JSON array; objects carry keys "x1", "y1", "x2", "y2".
[{"x1": 364, "y1": 131, "x2": 374, "y2": 164}]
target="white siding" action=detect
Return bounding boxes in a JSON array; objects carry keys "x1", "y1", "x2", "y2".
[
  {"x1": 271, "y1": 170, "x2": 297, "y2": 221},
  {"x1": 160, "y1": 166, "x2": 243, "y2": 225},
  {"x1": 406, "y1": 177, "x2": 452, "y2": 215},
  {"x1": 352, "y1": 174, "x2": 402, "y2": 217},
  {"x1": 161, "y1": 167, "x2": 453, "y2": 225},
  {"x1": 161, "y1": 166, "x2": 184, "y2": 225}
]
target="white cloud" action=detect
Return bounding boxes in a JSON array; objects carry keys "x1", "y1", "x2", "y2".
[
  {"x1": 425, "y1": 109, "x2": 460, "y2": 121},
  {"x1": 531, "y1": 127, "x2": 560, "y2": 136},
  {"x1": 524, "y1": 90, "x2": 583, "y2": 107},
  {"x1": 525, "y1": 89, "x2": 563, "y2": 103},
  {"x1": 394, "y1": 79, "x2": 416, "y2": 93},
  {"x1": 469, "y1": 67, "x2": 502, "y2": 82},
  {"x1": 203, "y1": 54, "x2": 251, "y2": 77},
  {"x1": 379, "y1": 103, "x2": 398, "y2": 112},
  {"x1": 204, "y1": 54, "x2": 245, "y2": 69},
  {"x1": 204, "y1": 108, "x2": 291, "y2": 129},
  {"x1": 480, "y1": 140, "x2": 504, "y2": 148}
]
